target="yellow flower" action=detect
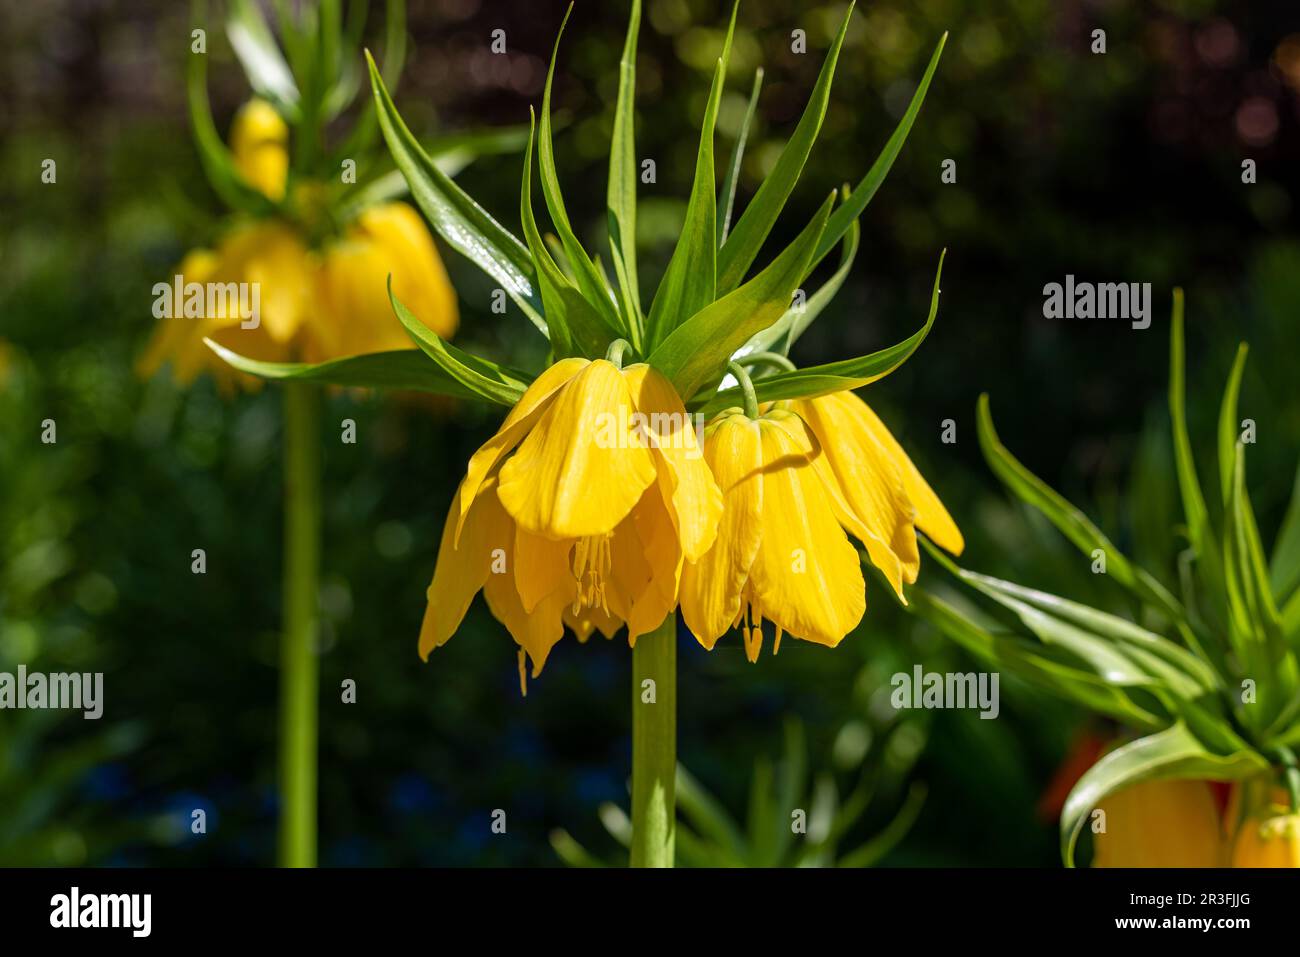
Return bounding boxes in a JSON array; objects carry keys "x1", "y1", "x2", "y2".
[
  {"x1": 314, "y1": 203, "x2": 459, "y2": 361},
  {"x1": 420, "y1": 358, "x2": 722, "y2": 677},
  {"x1": 1092, "y1": 779, "x2": 1224, "y2": 867},
  {"x1": 1231, "y1": 809, "x2": 1300, "y2": 867},
  {"x1": 136, "y1": 247, "x2": 289, "y2": 393},
  {"x1": 231, "y1": 98, "x2": 289, "y2": 201},
  {"x1": 680, "y1": 391, "x2": 961, "y2": 660},
  {"x1": 141, "y1": 94, "x2": 460, "y2": 391}
]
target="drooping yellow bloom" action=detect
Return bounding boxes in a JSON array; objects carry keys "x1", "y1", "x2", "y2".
[
  {"x1": 420, "y1": 359, "x2": 723, "y2": 676},
  {"x1": 140, "y1": 99, "x2": 458, "y2": 389},
  {"x1": 1231, "y1": 810, "x2": 1300, "y2": 867},
  {"x1": 680, "y1": 391, "x2": 961, "y2": 659},
  {"x1": 1092, "y1": 779, "x2": 1224, "y2": 867},
  {"x1": 230, "y1": 98, "x2": 290, "y2": 201}
]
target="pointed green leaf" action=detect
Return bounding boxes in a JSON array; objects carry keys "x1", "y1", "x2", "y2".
[
  {"x1": 1271, "y1": 460, "x2": 1300, "y2": 602},
  {"x1": 910, "y1": 587, "x2": 1165, "y2": 728},
  {"x1": 977, "y1": 392, "x2": 1187, "y2": 624},
  {"x1": 607, "y1": 0, "x2": 643, "y2": 339},
  {"x1": 367, "y1": 52, "x2": 548, "y2": 336},
  {"x1": 186, "y1": 45, "x2": 278, "y2": 215},
  {"x1": 538, "y1": 6, "x2": 627, "y2": 340},
  {"x1": 717, "y1": 3, "x2": 853, "y2": 293},
  {"x1": 1216, "y1": 343, "x2": 1248, "y2": 505},
  {"x1": 718, "y1": 68, "x2": 763, "y2": 247},
  {"x1": 649, "y1": 191, "x2": 832, "y2": 401},
  {"x1": 204, "y1": 341, "x2": 490, "y2": 399},
  {"x1": 227, "y1": 0, "x2": 301, "y2": 119},
  {"x1": 1169, "y1": 290, "x2": 1219, "y2": 583},
  {"x1": 521, "y1": 111, "x2": 619, "y2": 358},
  {"x1": 1060, "y1": 723, "x2": 1266, "y2": 867},
  {"x1": 814, "y1": 33, "x2": 946, "y2": 269},
  {"x1": 732, "y1": 183, "x2": 858, "y2": 360},
  {"x1": 644, "y1": 3, "x2": 738, "y2": 351},
  {"x1": 699, "y1": 246, "x2": 933, "y2": 414},
  {"x1": 389, "y1": 281, "x2": 530, "y2": 406}
]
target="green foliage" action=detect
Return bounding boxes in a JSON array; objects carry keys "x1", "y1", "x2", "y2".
[
  {"x1": 551, "y1": 713, "x2": 928, "y2": 868},
  {"x1": 913, "y1": 292, "x2": 1300, "y2": 864},
  {"x1": 217, "y1": 1, "x2": 946, "y2": 410}
]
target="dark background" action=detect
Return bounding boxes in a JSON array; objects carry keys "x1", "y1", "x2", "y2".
[{"x1": 2, "y1": 0, "x2": 1299, "y2": 865}]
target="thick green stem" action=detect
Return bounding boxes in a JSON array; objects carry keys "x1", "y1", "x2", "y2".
[
  {"x1": 280, "y1": 382, "x2": 320, "y2": 867},
  {"x1": 630, "y1": 614, "x2": 677, "y2": 867}
]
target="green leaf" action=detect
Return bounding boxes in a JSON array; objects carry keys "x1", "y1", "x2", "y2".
[
  {"x1": 717, "y1": 68, "x2": 763, "y2": 247},
  {"x1": 954, "y1": 570, "x2": 1220, "y2": 697},
  {"x1": 1169, "y1": 290, "x2": 1221, "y2": 590},
  {"x1": 1270, "y1": 460, "x2": 1300, "y2": 603},
  {"x1": 549, "y1": 829, "x2": 608, "y2": 868},
  {"x1": 227, "y1": 0, "x2": 301, "y2": 119},
  {"x1": 733, "y1": 185, "x2": 858, "y2": 360},
  {"x1": 813, "y1": 33, "x2": 946, "y2": 268},
  {"x1": 649, "y1": 192, "x2": 832, "y2": 401},
  {"x1": 977, "y1": 392, "x2": 1187, "y2": 624},
  {"x1": 204, "y1": 341, "x2": 486, "y2": 399},
  {"x1": 910, "y1": 588, "x2": 1165, "y2": 728},
  {"x1": 388, "y1": 280, "x2": 531, "y2": 406},
  {"x1": 837, "y1": 782, "x2": 926, "y2": 869},
  {"x1": 367, "y1": 52, "x2": 548, "y2": 336},
  {"x1": 644, "y1": 3, "x2": 739, "y2": 352},
  {"x1": 1216, "y1": 343, "x2": 1249, "y2": 505},
  {"x1": 1059, "y1": 723, "x2": 1266, "y2": 867},
  {"x1": 186, "y1": 43, "x2": 278, "y2": 215},
  {"x1": 607, "y1": 0, "x2": 643, "y2": 340},
  {"x1": 520, "y1": 111, "x2": 618, "y2": 359},
  {"x1": 717, "y1": 3, "x2": 853, "y2": 294},
  {"x1": 674, "y1": 765, "x2": 746, "y2": 863},
  {"x1": 538, "y1": 6, "x2": 627, "y2": 340},
  {"x1": 698, "y1": 246, "x2": 935, "y2": 414}
]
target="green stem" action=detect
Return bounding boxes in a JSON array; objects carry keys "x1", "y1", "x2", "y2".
[
  {"x1": 727, "y1": 361, "x2": 760, "y2": 419},
  {"x1": 280, "y1": 382, "x2": 320, "y2": 867},
  {"x1": 630, "y1": 614, "x2": 676, "y2": 867}
]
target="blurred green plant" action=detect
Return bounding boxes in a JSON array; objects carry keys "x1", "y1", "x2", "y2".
[
  {"x1": 913, "y1": 290, "x2": 1300, "y2": 865},
  {"x1": 551, "y1": 705, "x2": 928, "y2": 868}
]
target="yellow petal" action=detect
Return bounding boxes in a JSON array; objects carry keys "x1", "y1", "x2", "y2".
[
  {"x1": 844, "y1": 391, "x2": 964, "y2": 555},
  {"x1": 747, "y1": 413, "x2": 865, "y2": 646},
  {"x1": 419, "y1": 475, "x2": 514, "y2": 659},
  {"x1": 564, "y1": 605, "x2": 624, "y2": 642},
  {"x1": 497, "y1": 359, "x2": 657, "y2": 539},
  {"x1": 314, "y1": 237, "x2": 405, "y2": 359},
  {"x1": 680, "y1": 411, "x2": 764, "y2": 649},
  {"x1": 216, "y1": 222, "x2": 317, "y2": 343},
  {"x1": 624, "y1": 488, "x2": 684, "y2": 643},
  {"x1": 356, "y1": 203, "x2": 459, "y2": 341},
  {"x1": 137, "y1": 249, "x2": 221, "y2": 383},
  {"x1": 513, "y1": 524, "x2": 574, "y2": 614},
  {"x1": 230, "y1": 99, "x2": 289, "y2": 201},
  {"x1": 621, "y1": 363, "x2": 722, "y2": 562},
  {"x1": 456, "y1": 357, "x2": 590, "y2": 544},
  {"x1": 798, "y1": 392, "x2": 920, "y2": 585},
  {"x1": 483, "y1": 558, "x2": 572, "y2": 677},
  {"x1": 1094, "y1": 779, "x2": 1224, "y2": 867},
  {"x1": 778, "y1": 405, "x2": 908, "y2": 600}
]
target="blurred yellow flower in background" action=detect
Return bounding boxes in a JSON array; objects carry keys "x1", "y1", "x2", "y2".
[
  {"x1": 1092, "y1": 778, "x2": 1224, "y2": 867},
  {"x1": 139, "y1": 98, "x2": 458, "y2": 391},
  {"x1": 1231, "y1": 809, "x2": 1300, "y2": 867}
]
